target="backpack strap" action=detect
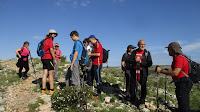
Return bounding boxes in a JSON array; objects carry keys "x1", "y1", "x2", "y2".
[
  {"x1": 176, "y1": 55, "x2": 190, "y2": 77},
  {"x1": 144, "y1": 49, "x2": 148, "y2": 59}
]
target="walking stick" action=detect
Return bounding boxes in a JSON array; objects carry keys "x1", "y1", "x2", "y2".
[
  {"x1": 165, "y1": 74, "x2": 167, "y2": 112},
  {"x1": 157, "y1": 71, "x2": 159, "y2": 111},
  {"x1": 30, "y1": 54, "x2": 37, "y2": 79}
]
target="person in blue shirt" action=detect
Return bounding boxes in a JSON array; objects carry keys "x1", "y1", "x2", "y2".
[{"x1": 65, "y1": 30, "x2": 83, "y2": 87}]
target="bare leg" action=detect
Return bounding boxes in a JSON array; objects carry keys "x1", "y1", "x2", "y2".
[
  {"x1": 49, "y1": 70, "x2": 54, "y2": 90},
  {"x1": 42, "y1": 69, "x2": 48, "y2": 89}
]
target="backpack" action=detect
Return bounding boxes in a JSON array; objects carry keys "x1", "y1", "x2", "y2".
[
  {"x1": 16, "y1": 47, "x2": 24, "y2": 58},
  {"x1": 179, "y1": 55, "x2": 200, "y2": 83},
  {"x1": 103, "y1": 48, "x2": 110, "y2": 63},
  {"x1": 37, "y1": 38, "x2": 48, "y2": 57},
  {"x1": 75, "y1": 40, "x2": 89, "y2": 66}
]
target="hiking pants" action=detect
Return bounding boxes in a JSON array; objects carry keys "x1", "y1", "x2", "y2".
[
  {"x1": 175, "y1": 77, "x2": 193, "y2": 112},
  {"x1": 65, "y1": 63, "x2": 80, "y2": 87},
  {"x1": 130, "y1": 70, "x2": 147, "y2": 104},
  {"x1": 54, "y1": 60, "x2": 60, "y2": 79},
  {"x1": 91, "y1": 65, "x2": 102, "y2": 95},
  {"x1": 125, "y1": 70, "x2": 131, "y2": 97},
  {"x1": 19, "y1": 60, "x2": 29, "y2": 77}
]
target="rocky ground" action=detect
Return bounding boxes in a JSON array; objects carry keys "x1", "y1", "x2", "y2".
[{"x1": 0, "y1": 58, "x2": 185, "y2": 112}]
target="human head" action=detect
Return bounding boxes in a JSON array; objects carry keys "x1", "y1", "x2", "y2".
[
  {"x1": 54, "y1": 43, "x2": 59, "y2": 50},
  {"x1": 83, "y1": 38, "x2": 89, "y2": 46},
  {"x1": 23, "y1": 41, "x2": 29, "y2": 48},
  {"x1": 48, "y1": 29, "x2": 58, "y2": 38},
  {"x1": 127, "y1": 45, "x2": 136, "y2": 53},
  {"x1": 70, "y1": 30, "x2": 79, "y2": 41},
  {"x1": 88, "y1": 35, "x2": 98, "y2": 45},
  {"x1": 138, "y1": 40, "x2": 145, "y2": 51},
  {"x1": 165, "y1": 42, "x2": 182, "y2": 56}
]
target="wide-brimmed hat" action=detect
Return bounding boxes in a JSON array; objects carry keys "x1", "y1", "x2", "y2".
[
  {"x1": 165, "y1": 42, "x2": 182, "y2": 54},
  {"x1": 48, "y1": 29, "x2": 58, "y2": 36}
]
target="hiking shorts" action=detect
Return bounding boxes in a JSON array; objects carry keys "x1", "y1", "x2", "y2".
[{"x1": 41, "y1": 59, "x2": 54, "y2": 71}]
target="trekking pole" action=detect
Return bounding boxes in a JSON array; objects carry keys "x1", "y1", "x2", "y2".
[
  {"x1": 165, "y1": 74, "x2": 167, "y2": 112},
  {"x1": 157, "y1": 71, "x2": 159, "y2": 111},
  {"x1": 30, "y1": 54, "x2": 37, "y2": 79}
]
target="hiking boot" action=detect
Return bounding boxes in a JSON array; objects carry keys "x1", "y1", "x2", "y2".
[{"x1": 48, "y1": 90, "x2": 54, "y2": 95}]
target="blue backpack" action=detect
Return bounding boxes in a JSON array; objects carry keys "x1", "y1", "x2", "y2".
[
  {"x1": 75, "y1": 40, "x2": 89, "y2": 66},
  {"x1": 37, "y1": 38, "x2": 48, "y2": 57}
]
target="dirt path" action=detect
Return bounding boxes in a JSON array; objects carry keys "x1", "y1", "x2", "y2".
[{"x1": 2, "y1": 59, "x2": 54, "y2": 112}]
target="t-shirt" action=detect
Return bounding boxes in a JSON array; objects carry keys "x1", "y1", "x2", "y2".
[
  {"x1": 171, "y1": 54, "x2": 189, "y2": 80},
  {"x1": 55, "y1": 49, "x2": 62, "y2": 60},
  {"x1": 86, "y1": 45, "x2": 92, "y2": 52},
  {"x1": 41, "y1": 37, "x2": 54, "y2": 59},
  {"x1": 70, "y1": 40, "x2": 83, "y2": 63},
  {"x1": 92, "y1": 42, "x2": 103, "y2": 65},
  {"x1": 20, "y1": 47, "x2": 30, "y2": 61}
]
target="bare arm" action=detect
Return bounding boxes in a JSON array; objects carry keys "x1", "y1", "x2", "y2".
[
  {"x1": 157, "y1": 67, "x2": 181, "y2": 77},
  {"x1": 70, "y1": 51, "x2": 78, "y2": 71},
  {"x1": 15, "y1": 48, "x2": 22, "y2": 58},
  {"x1": 88, "y1": 52, "x2": 100, "y2": 57},
  {"x1": 121, "y1": 61, "x2": 125, "y2": 68},
  {"x1": 50, "y1": 48, "x2": 57, "y2": 67}
]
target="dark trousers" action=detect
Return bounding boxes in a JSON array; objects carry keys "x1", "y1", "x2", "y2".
[
  {"x1": 19, "y1": 60, "x2": 29, "y2": 77},
  {"x1": 130, "y1": 70, "x2": 147, "y2": 104},
  {"x1": 125, "y1": 70, "x2": 131, "y2": 97},
  {"x1": 175, "y1": 77, "x2": 193, "y2": 112},
  {"x1": 89, "y1": 65, "x2": 102, "y2": 95}
]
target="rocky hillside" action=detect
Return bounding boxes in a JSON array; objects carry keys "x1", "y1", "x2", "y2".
[{"x1": 0, "y1": 58, "x2": 199, "y2": 112}]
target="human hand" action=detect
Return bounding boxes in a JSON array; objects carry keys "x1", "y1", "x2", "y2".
[
  {"x1": 87, "y1": 51, "x2": 91, "y2": 56},
  {"x1": 70, "y1": 64, "x2": 73, "y2": 71},
  {"x1": 155, "y1": 65, "x2": 162, "y2": 73},
  {"x1": 54, "y1": 60, "x2": 57, "y2": 67}
]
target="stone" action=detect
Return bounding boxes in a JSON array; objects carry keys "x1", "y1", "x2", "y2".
[
  {"x1": 104, "y1": 97, "x2": 112, "y2": 103},
  {"x1": 0, "y1": 105, "x2": 5, "y2": 112}
]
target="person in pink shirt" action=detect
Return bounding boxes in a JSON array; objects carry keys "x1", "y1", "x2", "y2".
[
  {"x1": 54, "y1": 43, "x2": 62, "y2": 81},
  {"x1": 15, "y1": 41, "x2": 30, "y2": 80}
]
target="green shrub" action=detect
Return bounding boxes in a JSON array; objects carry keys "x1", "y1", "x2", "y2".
[
  {"x1": 51, "y1": 86, "x2": 94, "y2": 111},
  {"x1": 61, "y1": 55, "x2": 67, "y2": 62}
]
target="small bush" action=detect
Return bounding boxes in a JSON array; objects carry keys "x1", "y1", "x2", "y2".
[
  {"x1": 61, "y1": 55, "x2": 67, "y2": 62},
  {"x1": 51, "y1": 86, "x2": 94, "y2": 111}
]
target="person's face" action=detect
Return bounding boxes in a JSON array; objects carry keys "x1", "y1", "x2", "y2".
[
  {"x1": 88, "y1": 38, "x2": 96, "y2": 44},
  {"x1": 129, "y1": 48, "x2": 135, "y2": 53},
  {"x1": 70, "y1": 35, "x2": 76, "y2": 41},
  {"x1": 167, "y1": 47, "x2": 174, "y2": 56},
  {"x1": 83, "y1": 42, "x2": 88, "y2": 46},
  {"x1": 24, "y1": 43, "x2": 29, "y2": 48},
  {"x1": 55, "y1": 46, "x2": 59, "y2": 49},
  {"x1": 51, "y1": 34, "x2": 57, "y2": 38},
  {"x1": 138, "y1": 40, "x2": 145, "y2": 51}
]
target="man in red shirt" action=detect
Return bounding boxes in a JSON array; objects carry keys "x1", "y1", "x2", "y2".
[
  {"x1": 129, "y1": 40, "x2": 152, "y2": 108},
  {"x1": 156, "y1": 42, "x2": 193, "y2": 112},
  {"x1": 41, "y1": 29, "x2": 58, "y2": 95},
  {"x1": 88, "y1": 35, "x2": 103, "y2": 98}
]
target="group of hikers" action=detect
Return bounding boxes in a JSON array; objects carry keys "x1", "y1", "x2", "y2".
[
  {"x1": 15, "y1": 29, "x2": 194, "y2": 112},
  {"x1": 121, "y1": 41, "x2": 193, "y2": 112}
]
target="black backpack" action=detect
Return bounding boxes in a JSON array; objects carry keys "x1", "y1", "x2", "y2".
[
  {"x1": 103, "y1": 48, "x2": 110, "y2": 63},
  {"x1": 179, "y1": 55, "x2": 200, "y2": 83}
]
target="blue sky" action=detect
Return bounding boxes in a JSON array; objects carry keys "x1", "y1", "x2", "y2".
[{"x1": 1, "y1": 0, "x2": 200, "y2": 66}]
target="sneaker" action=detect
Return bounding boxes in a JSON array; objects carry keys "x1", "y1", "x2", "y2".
[
  {"x1": 48, "y1": 90, "x2": 54, "y2": 95},
  {"x1": 93, "y1": 95, "x2": 98, "y2": 98},
  {"x1": 41, "y1": 89, "x2": 49, "y2": 95},
  {"x1": 41, "y1": 90, "x2": 46, "y2": 95}
]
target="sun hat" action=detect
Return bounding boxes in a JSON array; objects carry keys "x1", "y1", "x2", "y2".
[
  {"x1": 48, "y1": 29, "x2": 58, "y2": 36},
  {"x1": 54, "y1": 43, "x2": 59, "y2": 47},
  {"x1": 165, "y1": 42, "x2": 182, "y2": 54}
]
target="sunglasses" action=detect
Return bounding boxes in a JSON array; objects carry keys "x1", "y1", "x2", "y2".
[{"x1": 55, "y1": 46, "x2": 59, "y2": 47}]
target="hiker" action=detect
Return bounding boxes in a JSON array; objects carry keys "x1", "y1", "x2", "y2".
[
  {"x1": 65, "y1": 31, "x2": 83, "y2": 87},
  {"x1": 128, "y1": 40, "x2": 152, "y2": 108},
  {"x1": 155, "y1": 42, "x2": 193, "y2": 112},
  {"x1": 121, "y1": 45, "x2": 136, "y2": 99},
  {"x1": 83, "y1": 38, "x2": 93, "y2": 86},
  {"x1": 41, "y1": 29, "x2": 58, "y2": 95},
  {"x1": 54, "y1": 43, "x2": 62, "y2": 82},
  {"x1": 87, "y1": 35, "x2": 103, "y2": 98},
  {"x1": 15, "y1": 41, "x2": 30, "y2": 79}
]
